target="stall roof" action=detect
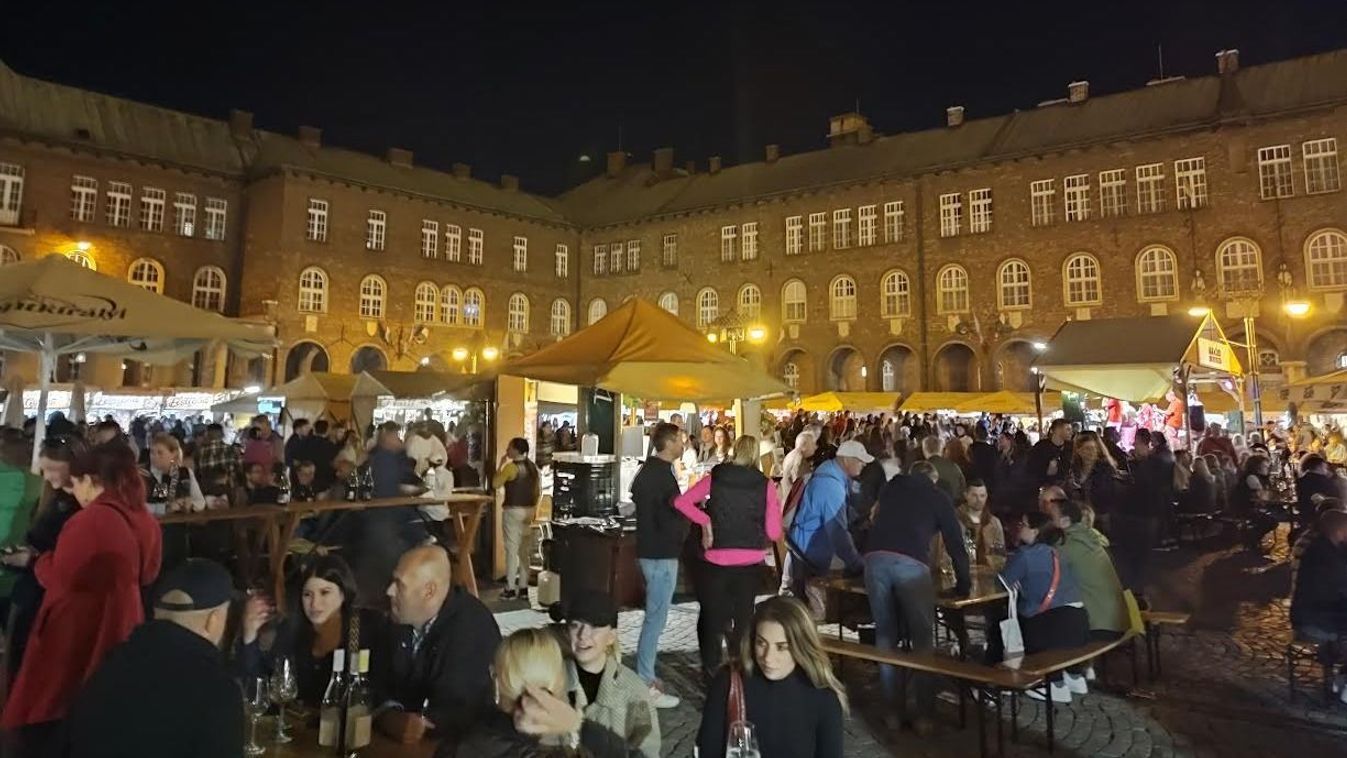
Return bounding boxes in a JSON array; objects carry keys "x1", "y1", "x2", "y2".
[
  {"x1": 899, "y1": 392, "x2": 988, "y2": 412},
  {"x1": 797, "y1": 391, "x2": 901, "y2": 413},
  {"x1": 365, "y1": 370, "x2": 494, "y2": 401},
  {"x1": 264, "y1": 372, "x2": 391, "y2": 401},
  {"x1": 952, "y1": 390, "x2": 1059, "y2": 415},
  {"x1": 1275, "y1": 369, "x2": 1347, "y2": 412}
]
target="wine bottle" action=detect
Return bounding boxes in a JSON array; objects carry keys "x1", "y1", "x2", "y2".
[
  {"x1": 344, "y1": 468, "x2": 359, "y2": 502},
  {"x1": 343, "y1": 649, "x2": 373, "y2": 749},
  {"x1": 359, "y1": 465, "x2": 374, "y2": 501},
  {"x1": 277, "y1": 467, "x2": 292, "y2": 505},
  {"x1": 317, "y1": 650, "x2": 346, "y2": 747}
]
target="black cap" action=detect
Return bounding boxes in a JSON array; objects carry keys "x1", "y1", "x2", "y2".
[
  {"x1": 154, "y1": 558, "x2": 236, "y2": 611},
  {"x1": 565, "y1": 590, "x2": 617, "y2": 628}
]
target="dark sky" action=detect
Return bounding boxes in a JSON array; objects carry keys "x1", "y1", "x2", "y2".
[{"x1": 4, "y1": 1, "x2": 1346, "y2": 194}]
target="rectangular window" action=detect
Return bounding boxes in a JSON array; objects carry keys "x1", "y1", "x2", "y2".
[
  {"x1": 445, "y1": 224, "x2": 462, "y2": 261},
  {"x1": 808, "y1": 212, "x2": 827, "y2": 251},
  {"x1": 139, "y1": 187, "x2": 165, "y2": 232},
  {"x1": 1030, "y1": 179, "x2": 1055, "y2": 226},
  {"x1": 555, "y1": 244, "x2": 569, "y2": 278},
  {"x1": 741, "y1": 222, "x2": 758, "y2": 261},
  {"x1": 626, "y1": 239, "x2": 640, "y2": 271},
  {"x1": 512, "y1": 236, "x2": 527, "y2": 272},
  {"x1": 173, "y1": 192, "x2": 197, "y2": 237},
  {"x1": 939, "y1": 193, "x2": 962, "y2": 237},
  {"x1": 305, "y1": 198, "x2": 328, "y2": 241},
  {"x1": 1064, "y1": 174, "x2": 1091, "y2": 222},
  {"x1": 105, "y1": 181, "x2": 131, "y2": 227},
  {"x1": 1135, "y1": 163, "x2": 1165, "y2": 214},
  {"x1": 883, "y1": 201, "x2": 904, "y2": 242},
  {"x1": 785, "y1": 216, "x2": 803, "y2": 255},
  {"x1": 857, "y1": 205, "x2": 877, "y2": 245},
  {"x1": 1099, "y1": 169, "x2": 1126, "y2": 217},
  {"x1": 204, "y1": 197, "x2": 228, "y2": 240},
  {"x1": 366, "y1": 210, "x2": 386, "y2": 251},
  {"x1": 0, "y1": 163, "x2": 23, "y2": 226},
  {"x1": 1174, "y1": 157, "x2": 1207, "y2": 209},
  {"x1": 609, "y1": 241, "x2": 624, "y2": 273},
  {"x1": 421, "y1": 220, "x2": 440, "y2": 258},
  {"x1": 1304, "y1": 138, "x2": 1341, "y2": 194},
  {"x1": 720, "y1": 225, "x2": 737, "y2": 261},
  {"x1": 71, "y1": 175, "x2": 97, "y2": 221},
  {"x1": 593, "y1": 243, "x2": 608, "y2": 275},
  {"x1": 662, "y1": 233, "x2": 678, "y2": 267},
  {"x1": 1257, "y1": 145, "x2": 1294, "y2": 199},
  {"x1": 969, "y1": 189, "x2": 992, "y2": 234},
  {"x1": 832, "y1": 208, "x2": 852, "y2": 249},
  {"x1": 467, "y1": 228, "x2": 483, "y2": 265}
]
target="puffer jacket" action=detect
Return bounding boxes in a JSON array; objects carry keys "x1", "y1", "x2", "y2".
[{"x1": 786, "y1": 459, "x2": 862, "y2": 573}]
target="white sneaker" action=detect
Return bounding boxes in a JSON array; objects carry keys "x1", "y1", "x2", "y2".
[
  {"x1": 1084, "y1": 665, "x2": 1097, "y2": 682},
  {"x1": 1026, "y1": 681, "x2": 1073, "y2": 704},
  {"x1": 648, "y1": 684, "x2": 680, "y2": 709},
  {"x1": 1064, "y1": 673, "x2": 1089, "y2": 695}
]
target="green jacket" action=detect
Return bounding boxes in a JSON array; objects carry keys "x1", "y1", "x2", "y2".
[
  {"x1": 0, "y1": 461, "x2": 42, "y2": 597},
  {"x1": 1060, "y1": 522, "x2": 1127, "y2": 633},
  {"x1": 565, "y1": 656, "x2": 660, "y2": 758}
]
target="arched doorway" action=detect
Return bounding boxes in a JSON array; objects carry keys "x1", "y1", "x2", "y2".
[
  {"x1": 778, "y1": 349, "x2": 817, "y2": 395},
  {"x1": 995, "y1": 340, "x2": 1039, "y2": 392},
  {"x1": 932, "y1": 343, "x2": 977, "y2": 392},
  {"x1": 1307, "y1": 328, "x2": 1347, "y2": 376},
  {"x1": 826, "y1": 346, "x2": 866, "y2": 392},
  {"x1": 350, "y1": 345, "x2": 388, "y2": 374},
  {"x1": 285, "y1": 341, "x2": 330, "y2": 382},
  {"x1": 876, "y1": 344, "x2": 918, "y2": 394}
]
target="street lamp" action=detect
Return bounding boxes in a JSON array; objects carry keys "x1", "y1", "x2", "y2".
[
  {"x1": 706, "y1": 311, "x2": 765, "y2": 355},
  {"x1": 451, "y1": 343, "x2": 499, "y2": 374}
]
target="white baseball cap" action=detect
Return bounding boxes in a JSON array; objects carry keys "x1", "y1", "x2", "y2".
[{"x1": 835, "y1": 440, "x2": 874, "y2": 463}]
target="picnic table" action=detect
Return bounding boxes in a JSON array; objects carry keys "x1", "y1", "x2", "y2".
[
  {"x1": 258, "y1": 715, "x2": 437, "y2": 758},
  {"x1": 818, "y1": 565, "x2": 1008, "y2": 609}
]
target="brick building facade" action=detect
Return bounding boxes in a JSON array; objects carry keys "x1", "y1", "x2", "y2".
[{"x1": 2, "y1": 48, "x2": 1345, "y2": 400}]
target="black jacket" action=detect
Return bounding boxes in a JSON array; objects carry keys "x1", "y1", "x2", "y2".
[
  {"x1": 67, "y1": 620, "x2": 244, "y2": 758},
  {"x1": 1027, "y1": 439, "x2": 1069, "y2": 487},
  {"x1": 968, "y1": 441, "x2": 999, "y2": 491},
  {"x1": 1127, "y1": 454, "x2": 1175, "y2": 520},
  {"x1": 1298, "y1": 471, "x2": 1341, "y2": 517},
  {"x1": 1290, "y1": 534, "x2": 1347, "y2": 633},
  {"x1": 236, "y1": 606, "x2": 389, "y2": 707},
  {"x1": 386, "y1": 587, "x2": 502, "y2": 743},
  {"x1": 866, "y1": 473, "x2": 970, "y2": 594},
  {"x1": 631, "y1": 457, "x2": 687, "y2": 559}
]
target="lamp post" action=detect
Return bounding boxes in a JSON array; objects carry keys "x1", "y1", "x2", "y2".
[
  {"x1": 451, "y1": 342, "x2": 499, "y2": 375},
  {"x1": 705, "y1": 311, "x2": 766, "y2": 356}
]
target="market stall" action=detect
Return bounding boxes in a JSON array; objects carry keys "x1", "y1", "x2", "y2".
[
  {"x1": 255, "y1": 372, "x2": 392, "y2": 433},
  {"x1": 898, "y1": 391, "x2": 988, "y2": 412},
  {"x1": 795, "y1": 391, "x2": 901, "y2": 413},
  {"x1": 365, "y1": 368, "x2": 494, "y2": 429},
  {"x1": 1276, "y1": 370, "x2": 1347, "y2": 415}
]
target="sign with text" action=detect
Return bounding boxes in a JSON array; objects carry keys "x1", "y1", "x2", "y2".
[{"x1": 1196, "y1": 338, "x2": 1234, "y2": 372}]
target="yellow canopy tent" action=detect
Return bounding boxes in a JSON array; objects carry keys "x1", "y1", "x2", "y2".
[
  {"x1": 952, "y1": 390, "x2": 1059, "y2": 415},
  {"x1": 1276, "y1": 370, "x2": 1347, "y2": 413},
  {"x1": 1194, "y1": 389, "x2": 1285, "y2": 415},
  {"x1": 899, "y1": 392, "x2": 987, "y2": 412},
  {"x1": 501, "y1": 298, "x2": 790, "y2": 402},
  {"x1": 797, "y1": 391, "x2": 901, "y2": 413}
]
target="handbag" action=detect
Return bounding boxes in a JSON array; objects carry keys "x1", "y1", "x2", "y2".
[
  {"x1": 1000, "y1": 550, "x2": 1062, "y2": 665},
  {"x1": 727, "y1": 665, "x2": 747, "y2": 724}
]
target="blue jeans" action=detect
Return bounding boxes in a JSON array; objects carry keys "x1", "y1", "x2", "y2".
[
  {"x1": 864, "y1": 552, "x2": 936, "y2": 719},
  {"x1": 637, "y1": 558, "x2": 679, "y2": 684}
]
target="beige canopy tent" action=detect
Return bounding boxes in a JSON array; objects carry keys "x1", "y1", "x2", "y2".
[
  {"x1": 501, "y1": 298, "x2": 790, "y2": 402},
  {"x1": 0, "y1": 255, "x2": 275, "y2": 468},
  {"x1": 366, "y1": 369, "x2": 496, "y2": 403},
  {"x1": 1276, "y1": 369, "x2": 1347, "y2": 413},
  {"x1": 256, "y1": 372, "x2": 392, "y2": 432},
  {"x1": 899, "y1": 392, "x2": 988, "y2": 412}
]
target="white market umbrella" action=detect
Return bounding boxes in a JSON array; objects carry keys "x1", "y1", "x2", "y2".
[
  {"x1": 1, "y1": 375, "x2": 24, "y2": 429},
  {"x1": 0, "y1": 255, "x2": 275, "y2": 469}
]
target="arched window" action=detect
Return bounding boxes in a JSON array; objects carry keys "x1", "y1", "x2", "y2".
[
  {"x1": 507, "y1": 293, "x2": 529, "y2": 334},
  {"x1": 936, "y1": 265, "x2": 969, "y2": 314},
  {"x1": 412, "y1": 282, "x2": 438, "y2": 323},
  {"x1": 880, "y1": 270, "x2": 910, "y2": 318},
  {"x1": 440, "y1": 285, "x2": 461, "y2": 325},
  {"x1": 782, "y1": 362, "x2": 800, "y2": 389},
  {"x1": 0, "y1": 245, "x2": 18, "y2": 265},
  {"x1": 1216, "y1": 237, "x2": 1263, "y2": 295},
  {"x1": 1306, "y1": 229, "x2": 1347, "y2": 290},
  {"x1": 782, "y1": 280, "x2": 807, "y2": 323},
  {"x1": 737, "y1": 283, "x2": 762, "y2": 320},
  {"x1": 997, "y1": 259, "x2": 1031, "y2": 310},
  {"x1": 1338, "y1": 351, "x2": 1347, "y2": 370},
  {"x1": 658, "y1": 291, "x2": 678, "y2": 315},
  {"x1": 463, "y1": 288, "x2": 484, "y2": 327},
  {"x1": 881, "y1": 359, "x2": 896, "y2": 392},
  {"x1": 588, "y1": 298, "x2": 608, "y2": 325},
  {"x1": 298, "y1": 266, "x2": 328, "y2": 313},
  {"x1": 1135, "y1": 245, "x2": 1179, "y2": 301},
  {"x1": 191, "y1": 266, "x2": 226, "y2": 311},
  {"x1": 829, "y1": 275, "x2": 857, "y2": 320},
  {"x1": 550, "y1": 299, "x2": 571, "y2": 337},
  {"x1": 697, "y1": 288, "x2": 719, "y2": 328},
  {"x1": 67, "y1": 250, "x2": 95, "y2": 270},
  {"x1": 1063, "y1": 253, "x2": 1102, "y2": 306},
  {"x1": 358, "y1": 274, "x2": 385, "y2": 319},
  {"x1": 128, "y1": 257, "x2": 164, "y2": 293}
]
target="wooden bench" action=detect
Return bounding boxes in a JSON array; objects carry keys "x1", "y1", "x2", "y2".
[{"x1": 1139, "y1": 610, "x2": 1190, "y2": 678}]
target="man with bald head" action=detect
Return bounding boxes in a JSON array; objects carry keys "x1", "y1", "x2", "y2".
[{"x1": 380, "y1": 545, "x2": 501, "y2": 746}]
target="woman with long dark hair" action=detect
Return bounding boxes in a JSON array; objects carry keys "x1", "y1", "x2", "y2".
[{"x1": 1067, "y1": 430, "x2": 1121, "y2": 527}]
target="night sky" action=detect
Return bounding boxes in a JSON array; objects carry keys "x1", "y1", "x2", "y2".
[{"x1": 4, "y1": 1, "x2": 1346, "y2": 194}]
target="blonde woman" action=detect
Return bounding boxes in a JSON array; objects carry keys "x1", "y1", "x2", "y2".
[
  {"x1": 562, "y1": 592, "x2": 660, "y2": 757},
  {"x1": 674, "y1": 435, "x2": 782, "y2": 677},
  {"x1": 697, "y1": 596, "x2": 846, "y2": 758}
]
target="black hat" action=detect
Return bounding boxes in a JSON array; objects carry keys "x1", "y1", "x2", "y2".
[
  {"x1": 154, "y1": 558, "x2": 236, "y2": 611},
  {"x1": 565, "y1": 590, "x2": 617, "y2": 628}
]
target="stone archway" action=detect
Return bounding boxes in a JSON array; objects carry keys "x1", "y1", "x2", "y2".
[
  {"x1": 349, "y1": 345, "x2": 388, "y2": 374},
  {"x1": 826, "y1": 346, "x2": 866, "y2": 392},
  {"x1": 779, "y1": 349, "x2": 817, "y2": 395},
  {"x1": 876, "y1": 344, "x2": 919, "y2": 394},
  {"x1": 1307, "y1": 328, "x2": 1347, "y2": 376},
  {"x1": 932, "y1": 342, "x2": 978, "y2": 392},
  {"x1": 285, "y1": 341, "x2": 330, "y2": 382},
  {"x1": 995, "y1": 340, "x2": 1040, "y2": 392}
]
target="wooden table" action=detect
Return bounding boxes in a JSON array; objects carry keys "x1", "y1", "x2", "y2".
[
  {"x1": 819, "y1": 565, "x2": 1008, "y2": 609},
  {"x1": 257, "y1": 717, "x2": 437, "y2": 758}
]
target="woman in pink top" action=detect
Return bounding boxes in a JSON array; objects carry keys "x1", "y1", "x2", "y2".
[{"x1": 674, "y1": 435, "x2": 782, "y2": 676}]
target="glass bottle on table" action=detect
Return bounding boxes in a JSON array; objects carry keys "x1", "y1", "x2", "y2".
[
  {"x1": 359, "y1": 465, "x2": 374, "y2": 501},
  {"x1": 277, "y1": 467, "x2": 292, "y2": 505},
  {"x1": 344, "y1": 469, "x2": 360, "y2": 502},
  {"x1": 318, "y1": 650, "x2": 347, "y2": 748},
  {"x1": 343, "y1": 649, "x2": 374, "y2": 752}
]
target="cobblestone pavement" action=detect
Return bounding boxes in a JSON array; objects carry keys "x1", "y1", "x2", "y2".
[{"x1": 488, "y1": 526, "x2": 1347, "y2": 756}]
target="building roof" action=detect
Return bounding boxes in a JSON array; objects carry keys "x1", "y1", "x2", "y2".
[{"x1": 561, "y1": 48, "x2": 1347, "y2": 227}]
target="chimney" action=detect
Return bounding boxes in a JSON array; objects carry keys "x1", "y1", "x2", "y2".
[
  {"x1": 684, "y1": 160, "x2": 697, "y2": 174},
  {"x1": 827, "y1": 112, "x2": 872, "y2": 147},
  {"x1": 1216, "y1": 49, "x2": 1240, "y2": 75},
  {"x1": 765, "y1": 144, "x2": 780, "y2": 163},
  {"x1": 385, "y1": 147, "x2": 413, "y2": 167},
  {"x1": 228, "y1": 109, "x2": 253, "y2": 139},
  {"x1": 297, "y1": 125, "x2": 322, "y2": 149},
  {"x1": 1068, "y1": 81, "x2": 1089, "y2": 103},
  {"x1": 606, "y1": 150, "x2": 627, "y2": 178},
  {"x1": 946, "y1": 106, "x2": 965, "y2": 127},
  {"x1": 653, "y1": 147, "x2": 674, "y2": 174},
  {"x1": 708, "y1": 156, "x2": 722, "y2": 174},
  {"x1": 500, "y1": 174, "x2": 519, "y2": 191},
  {"x1": 452, "y1": 162, "x2": 471, "y2": 179}
]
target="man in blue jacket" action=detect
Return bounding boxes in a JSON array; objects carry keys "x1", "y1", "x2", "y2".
[{"x1": 785, "y1": 440, "x2": 868, "y2": 598}]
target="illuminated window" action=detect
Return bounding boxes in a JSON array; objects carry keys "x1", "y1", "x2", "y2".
[
  {"x1": 1175, "y1": 157, "x2": 1207, "y2": 209},
  {"x1": 741, "y1": 223, "x2": 758, "y2": 261},
  {"x1": 720, "y1": 226, "x2": 736, "y2": 262},
  {"x1": 588, "y1": 298, "x2": 608, "y2": 325},
  {"x1": 1064, "y1": 175, "x2": 1090, "y2": 222},
  {"x1": 174, "y1": 192, "x2": 197, "y2": 237},
  {"x1": 440, "y1": 285, "x2": 461, "y2": 325},
  {"x1": 297, "y1": 267, "x2": 328, "y2": 313},
  {"x1": 445, "y1": 225, "x2": 462, "y2": 261},
  {"x1": 555, "y1": 244, "x2": 569, "y2": 278},
  {"x1": 937, "y1": 265, "x2": 969, "y2": 314},
  {"x1": 358, "y1": 274, "x2": 385, "y2": 319},
  {"x1": 939, "y1": 194, "x2": 962, "y2": 237},
  {"x1": 1030, "y1": 179, "x2": 1055, "y2": 226},
  {"x1": 467, "y1": 228, "x2": 483, "y2": 265},
  {"x1": 626, "y1": 239, "x2": 640, "y2": 271},
  {"x1": 1258, "y1": 145, "x2": 1294, "y2": 199},
  {"x1": 192, "y1": 266, "x2": 226, "y2": 311},
  {"x1": 1136, "y1": 163, "x2": 1165, "y2": 214},
  {"x1": 883, "y1": 201, "x2": 904, "y2": 242},
  {"x1": 832, "y1": 209, "x2": 852, "y2": 249},
  {"x1": 737, "y1": 283, "x2": 762, "y2": 320},
  {"x1": 829, "y1": 276, "x2": 857, "y2": 320},
  {"x1": 70, "y1": 175, "x2": 97, "y2": 221},
  {"x1": 969, "y1": 189, "x2": 992, "y2": 233},
  {"x1": 105, "y1": 181, "x2": 131, "y2": 227},
  {"x1": 365, "y1": 210, "x2": 386, "y2": 251},
  {"x1": 128, "y1": 257, "x2": 165, "y2": 294},
  {"x1": 1306, "y1": 229, "x2": 1347, "y2": 290},
  {"x1": 1099, "y1": 169, "x2": 1126, "y2": 217},
  {"x1": 1136, "y1": 246, "x2": 1179, "y2": 302},
  {"x1": 880, "y1": 270, "x2": 910, "y2": 318},
  {"x1": 422, "y1": 220, "x2": 440, "y2": 259},
  {"x1": 305, "y1": 198, "x2": 327, "y2": 242},
  {"x1": 204, "y1": 198, "x2": 227, "y2": 240},
  {"x1": 782, "y1": 279, "x2": 807, "y2": 323},
  {"x1": 463, "y1": 288, "x2": 484, "y2": 327},
  {"x1": 858, "y1": 205, "x2": 877, "y2": 245},
  {"x1": 658, "y1": 291, "x2": 678, "y2": 315},
  {"x1": 512, "y1": 236, "x2": 527, "y2": 272},
  {"x1": 1063, "y1": 253, "x2": 1103, "y2": 306},
  {"x1": 783, "y1": 362, "x2": 800, "y2": 389},
  {"x1": 507, "y1": 293, "x2": 529, "y2": 334},
  {"x1": 997, "y1": 259, "x2": 1032, "y2": 310},
  {"x1": 550, "y1": 299, "x2": 571, "y2": 337},
  {"x1": 662, "y1": 233, "x2": 678, "y2": 267},
  {"x1": 1216, "y1": 237, "x2": 1263, "y2": 295},
  {"x1": 808, "y1": 212, "x2": 826, "y2": 251},
  {"x1": 414, "y1": 282, "x2": 438, "y2": 323},
  {"x1": 593, "y1": 244, "x2": 607, "y2": 275},
  {"x1": 881, "y1": 360, "x2": 896, "y2": 392},
  {"x1": 609, "y1": 241, "x2": 624, "y2": 274},
  {"x1": 785, "y1": 216, "x2": 803, "y2": 255},
  {"x1": 697, "y1": 288, "x2": 719, "y2": 328},
  {"x1": 0, "y1": 163, "x2": 23, "y2": 226}
]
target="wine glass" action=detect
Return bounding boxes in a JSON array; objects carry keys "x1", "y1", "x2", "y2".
[
  {"x1": 727, "y1": 720, "x2": 760, "y2": 758},
  {"x1": 269, "y1": 658, "x2": 299, "y2": 744},
  {"x1": 242, "y1": 676, "x2": 268, "y2": 756}
]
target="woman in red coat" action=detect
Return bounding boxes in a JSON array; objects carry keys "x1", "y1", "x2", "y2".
[{"x1": 2, "y1": 442, "x2": 162, "y2": 735}]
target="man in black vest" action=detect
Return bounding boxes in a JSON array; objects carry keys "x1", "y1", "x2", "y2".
[
  {"x1": 629, "y1": 422, "x2": 686, "y2": 708},
  {"x1": 495, "y1": 437, "x2": 541, "y2": 600}
]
